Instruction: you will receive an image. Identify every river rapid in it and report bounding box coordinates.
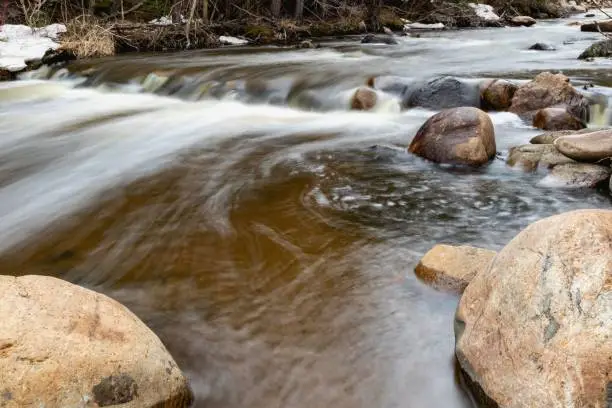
[1,11,612,408]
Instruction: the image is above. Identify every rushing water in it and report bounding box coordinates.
[2,10,612,408]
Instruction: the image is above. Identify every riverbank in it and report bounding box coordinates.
[2,0,609,80]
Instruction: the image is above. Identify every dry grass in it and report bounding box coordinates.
[59,17,116,58]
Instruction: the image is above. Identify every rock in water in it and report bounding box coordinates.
[532,107,586,131]
[579,39,612,59]
[480,79,518,111]
[415,244,497,293]
[530,128,602,144]
[506,144,575,171]
[554,129,612,162]
[509,16,537,26]
[0,275,193,408]
[509,72,589,122]
[580,19,612,32]
[404,76,481,110]
[360,34,398,45]
[455,209,612,408]
[350,86,378,111]
[408,107,496,166]
[539,163,611,187]
[528,42,556,51]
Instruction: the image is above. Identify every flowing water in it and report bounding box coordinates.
[2,11,612,408]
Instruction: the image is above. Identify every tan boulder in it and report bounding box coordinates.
[350,86,378,111]
[539,162,611,187]
[554,129,612,162]
[509,16,537,26]
[532,107,586,131]
[408,107,496,166]
[506,144,575,171]
[480,79,518,111]
[509,72,589,122]
[455,209,612,408]
[0,275,192,408]
[529,128,603,144]
[580,19,612,32]
[415,244,497,293]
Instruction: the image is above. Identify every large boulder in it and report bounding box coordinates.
[480,79,518,111]
[506,144,575,171]
[415,244,497,294]
[509,72,589,122]
[532,107,586,131]
[580,19,612,32]
[539,163,611,187]
[408,107,496,166]
[455,209,612,408]
[578,39,612,59]
[508,16,537,26]
[0,275,193,408]
[403,76,481,110]
[554,129,612,162]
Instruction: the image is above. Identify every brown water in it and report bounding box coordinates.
[2,12,612,408]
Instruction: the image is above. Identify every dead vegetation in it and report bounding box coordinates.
[59,17,116,57]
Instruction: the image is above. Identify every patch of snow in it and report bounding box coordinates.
[468,3,500,22]
[0,24,65,72]
[219,36,249,46]
[149,16,173,26]
[404,22,445,30]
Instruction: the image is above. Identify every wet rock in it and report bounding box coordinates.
[296,39,317,49]
[528,42,556,51]
[540,162,611,187]
[415,244,497,294]
[580,19,612,31]
[350,86,377,111]
[41,48,77,66]
[480,79,518,111]
[0,275,193,408]
[509,72,589,122]
[360,34,398,45]
[530,128,601,144]
[585,13,596,17]
[554,129,612,162]
[578,39,612,59]
[408,107,496,166]
[532,107,586,131]
[455,209,612,408]
[509,16,537,27]
[404,76,481,110]
[507,144,575,171]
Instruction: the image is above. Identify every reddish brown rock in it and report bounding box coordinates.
[480,79,518,111]
[509,16,537,26]
[350,86,378,111]
[408,107,496,166]
[509,72,589,122]
[455,209,612,408]
[532,107,586,131]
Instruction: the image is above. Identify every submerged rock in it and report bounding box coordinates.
[540,162,611,187]
[528,42,556,51]
[507,144,575,171]
[532,107,586,131]
[480,79,518,111]
[554,129,612,162]
[415,244,497,294]
[455,209,612,408]
[580,19,612,32]
[0,275,193,408]
[509,72,589,122]
[404,76,481,110]
[361,34,398,45]
[578,39,612,59]
[408,107,496,166]
[509,16,537,27]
